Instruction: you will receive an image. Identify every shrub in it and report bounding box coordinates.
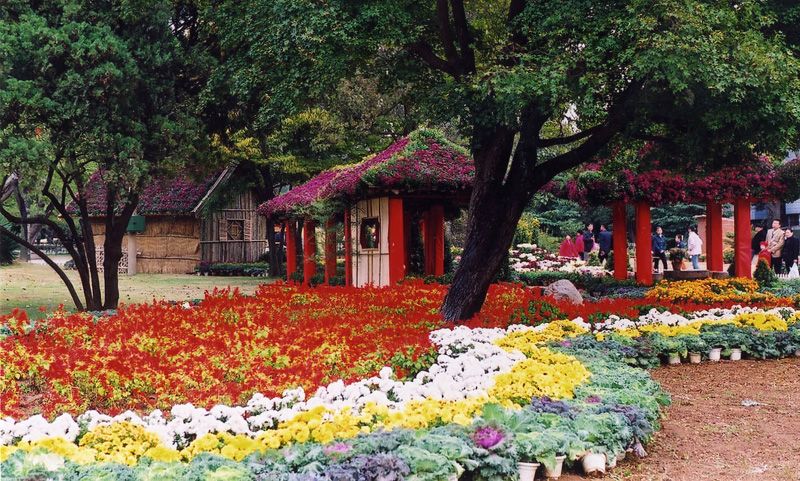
[754,259,777,287]
[515,213,541,245]
[0,220,19,265]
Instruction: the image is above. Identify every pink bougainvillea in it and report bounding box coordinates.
[75,171,220,215]
[259,131,474,218]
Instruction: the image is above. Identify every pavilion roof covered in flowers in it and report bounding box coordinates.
[258,129,474,219]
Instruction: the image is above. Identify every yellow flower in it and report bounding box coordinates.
[78,422,159,466]
[496,320,588,354]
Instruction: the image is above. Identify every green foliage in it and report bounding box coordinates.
[0,219,19,265]
[650,204,705,237]
[754,259,778,287]
[196,262,270,277]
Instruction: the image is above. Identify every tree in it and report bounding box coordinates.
[0,1,207,310]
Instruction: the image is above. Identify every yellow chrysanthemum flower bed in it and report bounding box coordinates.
[646,278,774,303]
[495,319,587,352]
[613,312,793,338]
[78,421,161,466]
[489,346,591,404]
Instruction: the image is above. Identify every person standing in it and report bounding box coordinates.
[559,235,578,258]
[583,224,595,259]
[751,225,767,259]
[652,226,668,272]
[766,219,785,274]
[574,229,585,260]
[782,228,799,274]
[687,226,703,270]
[597,224,612,263]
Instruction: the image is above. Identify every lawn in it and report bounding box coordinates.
[0,261,274,316]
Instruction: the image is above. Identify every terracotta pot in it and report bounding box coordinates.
[729,348,742,361]
[708,348,722,362]
[582,453,606,477]
[543,455,567,479]
[518,462,540,481]
[668,352,681,365]
[671,260,683,271]
[688,352,702,364]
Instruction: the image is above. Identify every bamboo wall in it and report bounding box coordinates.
[200,189,268,263]
[91,217,200,274]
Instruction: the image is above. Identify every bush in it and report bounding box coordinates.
[0,220,20,265]
[754,259,777,287]
[196,262,270,277]
[515,213,541,245]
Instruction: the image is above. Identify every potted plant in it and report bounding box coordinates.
[668,247,687,271]
[700,328,728,362]
[516,429,584,480]
[679,335,707,364]
[651,334,685,365]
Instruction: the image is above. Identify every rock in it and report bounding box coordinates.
[543,279,583,305]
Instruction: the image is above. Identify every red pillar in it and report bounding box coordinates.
[734,198,752,279]
[344,208,353,286]
[285,219,297,281]
[324,219,337,284]
[635,201,653,285]
[388,198,406,284]
[429,205,445,276]
[612,201,628,281]
[302,219,317,285]
[706,202,724,272]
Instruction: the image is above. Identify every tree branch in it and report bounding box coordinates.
[407,41,459,76]
[449,0,475,74]
[538,125,603,147]
[0,225,84,311]
[436,0,460,67]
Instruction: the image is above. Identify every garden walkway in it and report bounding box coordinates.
[564,357,800,481]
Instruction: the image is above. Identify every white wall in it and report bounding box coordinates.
[349,197,390,287]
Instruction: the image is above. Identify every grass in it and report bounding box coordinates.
[0,261,275,318]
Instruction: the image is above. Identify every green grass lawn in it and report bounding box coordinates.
[0,261,275,317]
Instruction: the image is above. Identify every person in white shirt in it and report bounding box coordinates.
[687,225,703,270]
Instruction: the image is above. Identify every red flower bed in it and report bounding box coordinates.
[0,281,533,418]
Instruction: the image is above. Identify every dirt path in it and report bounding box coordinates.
[563,358,800,481]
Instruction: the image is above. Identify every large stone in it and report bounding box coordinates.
[543,279,583,305]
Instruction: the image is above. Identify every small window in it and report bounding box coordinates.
[360,218,380,249]
[227,220,244,241]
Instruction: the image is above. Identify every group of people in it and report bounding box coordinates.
[558,219,800,275]
[558,223,613,261]
[753,219,800,275]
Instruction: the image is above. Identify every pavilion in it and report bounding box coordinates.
[259,129,473,286]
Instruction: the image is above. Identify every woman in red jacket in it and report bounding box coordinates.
[559,234,578,258]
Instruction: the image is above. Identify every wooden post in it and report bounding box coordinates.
[324,219,337,284]
[388,198,406,284]
[285,219,297,281]
[303,219,317,285]
[429,205,445,276]
[706,202,724,272]
[635,201,653,285]
[734,198,752,278]
[344,208,353,286]
[612,201,627,280]
[127,234,137,276]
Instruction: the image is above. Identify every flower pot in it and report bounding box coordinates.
[671,260,683,271]
[581,453,606,477]
[688,352,702,364]
[667,352,681,365]
[729,348,742,361]
[708,347,722,362]
[518,462,540,481]
[795,349,800,357]
[543,455,567,479]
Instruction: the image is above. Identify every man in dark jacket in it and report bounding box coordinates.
[583,223,595,258]
[652,226,668,272]
[751,225,767,258]
[597,224,613,263]
[782,228,799,274]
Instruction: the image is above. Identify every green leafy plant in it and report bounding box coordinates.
[754,258,778,287]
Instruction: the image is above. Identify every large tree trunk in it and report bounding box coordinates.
[441,179,528,321]
[13,188,29,261]
[441,126,531,321]
[101,188,138,310]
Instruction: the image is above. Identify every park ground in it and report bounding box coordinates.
[3,265,799,480]
[0,261,272,317]
[564,358,800,481]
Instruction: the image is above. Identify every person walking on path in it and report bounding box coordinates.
[583,224,595,259]
[597,225,612,263]
[751,225,767,259]
[574,230,585,260]
[559,235,578,258]
[766,219,785,274]
[782,228,799,274]
[687,226,703,270]
[652,226,668,272]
